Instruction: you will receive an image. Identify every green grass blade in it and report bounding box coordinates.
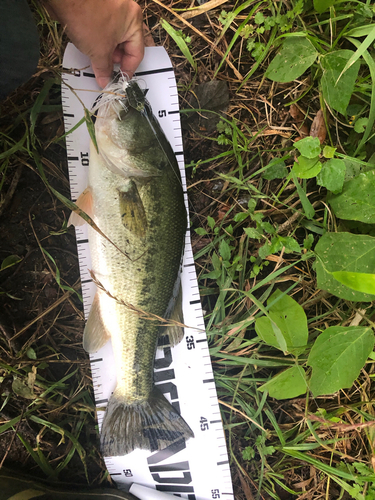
[161,20,197,71]
[336,25,375,84]
[348,37,375,155]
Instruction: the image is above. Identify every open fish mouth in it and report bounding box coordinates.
[92,73,148,119]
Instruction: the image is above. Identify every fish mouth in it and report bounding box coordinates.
[92,73,148,120]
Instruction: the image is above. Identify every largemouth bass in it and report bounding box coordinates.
[70,78,193,456]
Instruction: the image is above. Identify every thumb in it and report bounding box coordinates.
[91,53,114,89]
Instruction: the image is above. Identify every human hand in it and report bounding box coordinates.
[46,0,146,88]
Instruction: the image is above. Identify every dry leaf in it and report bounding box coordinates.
[310,109,327,144]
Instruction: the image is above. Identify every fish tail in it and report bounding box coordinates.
[100,387,194,456]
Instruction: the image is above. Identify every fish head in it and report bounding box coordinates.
[93,78,166,179]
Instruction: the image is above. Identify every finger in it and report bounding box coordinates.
[143,23,155,47]
[119,32,145,78]
[91,52,114,88]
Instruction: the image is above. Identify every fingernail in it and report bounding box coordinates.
[97,76,110,89]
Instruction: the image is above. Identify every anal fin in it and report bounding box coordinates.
[83,291,111,353]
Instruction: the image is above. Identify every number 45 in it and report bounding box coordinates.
[200,416,209,431]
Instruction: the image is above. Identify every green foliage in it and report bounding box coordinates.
[315,232,375,301]
[1,254,22,271]
[329,171,375,223]
[258,366,307,399]
[321,50,361,115]
[293,155,322,179]
[265,37,318,83]
[161,19,197,71]
[255,290,308,354]
[307,326,374,396]
[262,158,288,180]
[294,137,321,159]
[316,158,346,193]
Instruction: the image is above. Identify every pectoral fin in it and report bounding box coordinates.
[158,283,184,348]
[119,180,147,238]
[83,291,111,353]
[68,187,93,227]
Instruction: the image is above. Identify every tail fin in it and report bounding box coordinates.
[100,387,194,456]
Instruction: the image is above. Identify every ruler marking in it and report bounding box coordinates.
[135,66,174,76]
[95,398,109,404]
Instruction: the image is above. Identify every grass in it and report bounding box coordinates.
[1,0,375,498]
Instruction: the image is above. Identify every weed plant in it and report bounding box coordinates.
[1,0,375,499]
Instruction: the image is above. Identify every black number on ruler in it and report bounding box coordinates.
[200,416,209,431]
[186,335,195,350]
[123,469,133,477]
[211,489,220,499]
[80,152,89,166]
[158,110,166,118]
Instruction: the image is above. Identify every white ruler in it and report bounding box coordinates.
[61,44,233,500]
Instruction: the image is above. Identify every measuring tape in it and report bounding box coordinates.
[61,44,233,500]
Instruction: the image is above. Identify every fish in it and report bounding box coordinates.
[70,77,194,456]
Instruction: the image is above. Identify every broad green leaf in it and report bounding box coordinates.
[219,239,231,261]
[207,216,216,229]
[258,366,307,399]
[255,289,308,354]
[331,271,375,295]
[329,171,375,223]
[307,326,374,396]
[343,158,374,181]
[294,137,321,159]
[315,232,375,301]
[314,0,336,13]
[263,159,288,180]
[321,50,361,115]
[293,155,322,179]
[316,158,346,194]
[265,37,318,83]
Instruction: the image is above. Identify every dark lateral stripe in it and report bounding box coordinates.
[196,339,207,343]
[190,299,201,305]
[83,72,95,78]
[65,113,74,117]
[67,156,79,161]
[168,110,179,115]
[81,279,93,284]
[135,67,173,77]
[96,398,108,404]
[203,378,215,384]
[77,239,89,245]
[217,460,229,466]
[91,358,103,363]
